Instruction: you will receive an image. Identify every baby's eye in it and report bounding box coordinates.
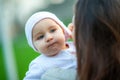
[37,35,44,40]
[50,29,56,33]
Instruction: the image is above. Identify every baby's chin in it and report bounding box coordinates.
[44,47,62,57]
[44,52,59,57]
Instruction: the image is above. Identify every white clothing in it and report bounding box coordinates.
[23,42,76,80]
[41,67,76,80]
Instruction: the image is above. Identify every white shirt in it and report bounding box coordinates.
[23,42,76,80]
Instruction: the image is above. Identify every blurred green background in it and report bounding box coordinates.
[0,0,76,80]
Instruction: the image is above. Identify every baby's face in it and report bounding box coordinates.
[32,18,67,56]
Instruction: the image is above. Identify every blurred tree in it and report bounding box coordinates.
[0,0,19,80]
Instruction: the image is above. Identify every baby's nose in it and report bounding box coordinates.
[46,34,53,42]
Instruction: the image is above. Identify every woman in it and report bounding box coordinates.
[75,0,120,80]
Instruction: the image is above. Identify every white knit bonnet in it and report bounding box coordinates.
[25,11,71,52]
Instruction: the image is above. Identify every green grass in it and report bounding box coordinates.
[13,34,39,80]
[0,44,7,80]
[0,34,39,80]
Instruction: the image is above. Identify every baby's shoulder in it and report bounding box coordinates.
[29,55,46,65]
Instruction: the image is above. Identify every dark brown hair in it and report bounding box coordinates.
[75,0,120,80]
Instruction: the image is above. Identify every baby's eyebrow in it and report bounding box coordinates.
[33,31,43,38]
[48,25,56,29]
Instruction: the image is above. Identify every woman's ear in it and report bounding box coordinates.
[68,23,74,39]
[68,23,74,32]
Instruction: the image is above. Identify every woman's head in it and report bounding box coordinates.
[74,0,120,79]
[25,11,71,53]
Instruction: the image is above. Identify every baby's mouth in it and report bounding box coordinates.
[47,42,56,48]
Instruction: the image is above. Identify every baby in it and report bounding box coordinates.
[24,11,76,80]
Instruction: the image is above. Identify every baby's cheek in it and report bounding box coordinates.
[41,44,50,54]
[34,42,43,51]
